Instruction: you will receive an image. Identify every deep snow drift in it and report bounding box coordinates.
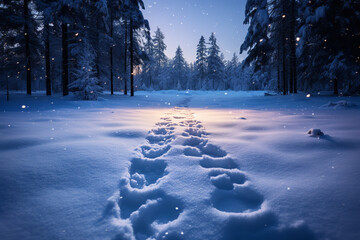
[0,91,359,240]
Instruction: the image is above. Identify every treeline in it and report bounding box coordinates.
[0,0,149,100]
[138,29,257,91]
[240,0,360,95]
[1,0,359,98]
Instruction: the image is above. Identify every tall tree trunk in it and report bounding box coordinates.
[62,23,69,96]
[277,41,281,92]
[281,1,287,95]
[6,72,9,101]
[334,78,339,95]
[96,20,101,80]
[24,0,31,95]
[130,19,134,97]
[45,22,51,96]
[110,9,114,95]
[124,20,128,95]
[289,0,297,94]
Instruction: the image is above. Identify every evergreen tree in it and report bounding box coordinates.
[171,46,187,89]
[241,0,272,72]
[207,33,224,90]
[297,0,360,95]
[69,39,102,100]
[153,27,167,79]
[195,36,207,89]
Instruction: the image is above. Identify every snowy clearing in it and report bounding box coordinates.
[1,91,360,240]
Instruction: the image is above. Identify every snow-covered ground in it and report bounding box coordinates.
[0,91,359,240]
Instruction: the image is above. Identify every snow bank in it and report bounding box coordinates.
[321,100,358,109]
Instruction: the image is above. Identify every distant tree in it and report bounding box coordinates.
[171,46,187,89]
[195,36,207,89]
[225,53,239,90]
[142,34,155,88]
[153,28,167,80]
[207,33,224,89]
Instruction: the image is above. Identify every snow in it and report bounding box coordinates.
[307,128,325,138]
[321,100,357,109]
[1,91,360,240]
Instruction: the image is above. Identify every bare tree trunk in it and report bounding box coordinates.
[334,78,339,95]
[281,1,287,95]
[110,8,114,95]
[6,73,9,101]
[45,22,51,96]
[289,0,297,94]
[24,0,31,95]
[96,20,101,80]
[130,19,134,97]
[277,41,281,92]
[124,20,128,95]
[62,23,69,96]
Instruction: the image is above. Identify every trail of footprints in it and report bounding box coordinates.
[109,107,264,240]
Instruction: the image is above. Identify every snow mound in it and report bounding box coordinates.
[307,128,324,137]
[321,100,357,109]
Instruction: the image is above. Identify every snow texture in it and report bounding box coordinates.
[1,91,360,240]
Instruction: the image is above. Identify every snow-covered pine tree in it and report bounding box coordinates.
[297,0,360,95]
[241,0,272,90]
[195,36,207,89]
[171,46,187,90]
[207,33,224,90]
[69,39,102,100]
[0,0,42,94]
[225,53,239,90]
[141,34,155,89]
[152,27,167,85]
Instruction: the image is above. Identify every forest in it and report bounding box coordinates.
[0,0,359,100]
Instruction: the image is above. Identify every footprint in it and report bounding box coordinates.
[184,147,202,157]
[130,196,183,238]
[209,169,246,190]
[199,143,227,158]
[141,145,171,159]
[183,136,207,147]
[146,134,174,145]
[185,128,208,137]
[129,157,167,185]
[211,185,263,213]
[200,156,238,169]
[151,127,170,135]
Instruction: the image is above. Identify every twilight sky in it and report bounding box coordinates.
[143,0,248,63]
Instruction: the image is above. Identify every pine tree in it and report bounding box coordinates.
[69,39,102,100]
[195,36,207,89]
[153,27,167,79]
[297,0,360,94]
[171,46,187,89]
[241,0,272,71]
[207,33,224,90]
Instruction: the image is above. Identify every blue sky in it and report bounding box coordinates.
[143,0,248,63]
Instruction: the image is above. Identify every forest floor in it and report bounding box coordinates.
[0,91,360,240]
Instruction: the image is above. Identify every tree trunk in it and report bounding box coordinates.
[62,23,69,96]
[124,20,128,95]
[281,1,287,95]
[6,73,9,101]
[96,20,101,80]
[334,78,339,95]
[24,0,31,95]
[110,8,114,95]
[45,22,51,96]
[277,41,281,92]
[289,0,297,94]
[130,19,134,97]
